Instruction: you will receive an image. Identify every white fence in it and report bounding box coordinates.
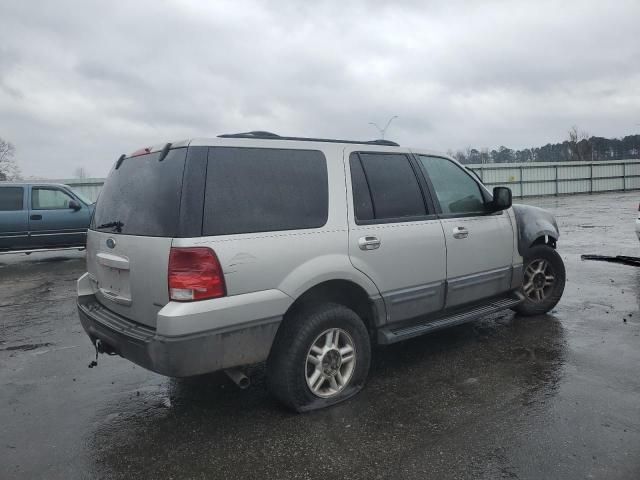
[53,178,104,203]
[58,159,640,202]
[466,159,640,197]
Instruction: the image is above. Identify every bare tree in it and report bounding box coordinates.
[0,137,21,181]
[567,125,592,162]
[74,166,90,179]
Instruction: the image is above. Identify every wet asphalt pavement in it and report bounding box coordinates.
[1,191,639,479]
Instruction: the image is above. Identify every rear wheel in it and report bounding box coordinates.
[266,303,371,412]
[514,244,565,316]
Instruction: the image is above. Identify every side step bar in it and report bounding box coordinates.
[378,292,524,345]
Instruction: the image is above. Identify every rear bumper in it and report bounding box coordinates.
[77,295,281,377]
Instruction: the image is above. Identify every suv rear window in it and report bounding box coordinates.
[203,147,328,236]
[91,148,187,236]
[0,187,23,211]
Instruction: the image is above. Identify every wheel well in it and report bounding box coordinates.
[284,280,377,335]
[531,235,557,249]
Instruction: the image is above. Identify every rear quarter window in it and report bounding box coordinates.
[203,147,328,236]
[0,187,24,211]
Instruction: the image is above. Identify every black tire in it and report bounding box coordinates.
[514,244,566,316]
[266,303,371,412]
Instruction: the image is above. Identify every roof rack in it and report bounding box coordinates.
[218,131,400,147]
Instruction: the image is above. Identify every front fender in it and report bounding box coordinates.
[512,204,560,257]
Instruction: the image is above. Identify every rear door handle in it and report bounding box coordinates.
[358,236,381,250]
[30,214,42,221]
[452,226,468,239]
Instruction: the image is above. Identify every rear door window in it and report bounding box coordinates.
[203,147,328,236]
[91,148,187,236]
[0,187,24,211]
[350,152,427,223]
[31,187,74,210]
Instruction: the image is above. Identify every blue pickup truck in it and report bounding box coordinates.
[0,183,94,252]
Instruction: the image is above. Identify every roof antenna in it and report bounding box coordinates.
[368,115,398,140]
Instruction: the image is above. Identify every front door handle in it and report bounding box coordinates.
[452,226,468,239]
[358,236,381,250]
[30,214,42,221]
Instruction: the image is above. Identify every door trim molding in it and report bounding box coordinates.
[382,281,446,324]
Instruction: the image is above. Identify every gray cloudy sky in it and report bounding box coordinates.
[1,0,639,178]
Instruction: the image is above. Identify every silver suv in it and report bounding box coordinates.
[77,132,565,411]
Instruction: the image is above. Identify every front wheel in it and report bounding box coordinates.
[513,244,566,316]
[266,303,371,412]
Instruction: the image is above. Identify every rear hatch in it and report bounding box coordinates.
[87,147,188,327]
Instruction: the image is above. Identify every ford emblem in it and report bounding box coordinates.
[106,238,116,249]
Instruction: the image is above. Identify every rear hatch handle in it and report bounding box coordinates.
[96,252,130,270]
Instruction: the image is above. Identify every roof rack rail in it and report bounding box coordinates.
[218,131,281,139]
[217,131,399,147]
[367,139,400,146]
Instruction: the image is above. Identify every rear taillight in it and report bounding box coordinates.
[168,247,226,301]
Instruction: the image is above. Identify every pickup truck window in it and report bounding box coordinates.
[418,155,486,215]
[0,187,24,211]
[32,187,75,210]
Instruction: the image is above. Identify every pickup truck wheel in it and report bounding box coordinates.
[266,303,371,412]
[514,244,565,316]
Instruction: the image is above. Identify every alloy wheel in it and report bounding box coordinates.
[523,259,555,302]
[305,328,357,398]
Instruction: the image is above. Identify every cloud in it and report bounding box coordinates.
[1,0,639,177]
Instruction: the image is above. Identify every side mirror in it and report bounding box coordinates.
[491,186,512,211]
[68,200,81,211]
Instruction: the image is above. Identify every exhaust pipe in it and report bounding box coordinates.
[225,368,250,389]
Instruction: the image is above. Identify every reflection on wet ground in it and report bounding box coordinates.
[1,192,639,479]
[89,314,566,479]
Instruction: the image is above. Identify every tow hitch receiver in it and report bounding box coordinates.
[88,339,118,368]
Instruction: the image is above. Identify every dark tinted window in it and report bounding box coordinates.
[356,153,426,221]
[419,155,486,214]
[0,187,23,211]
[349,155,374,221]
[92,148,187,236]
[203,147,328,236]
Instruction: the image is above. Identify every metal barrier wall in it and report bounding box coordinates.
[467,159,640,197]
[57,159,640,202]
[56,178,105,203]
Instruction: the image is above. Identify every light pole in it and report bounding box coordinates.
[369,115,398,140]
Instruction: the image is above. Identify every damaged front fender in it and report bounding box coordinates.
[512,204,560,257]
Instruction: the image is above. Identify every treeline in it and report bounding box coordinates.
[451,134,640,165]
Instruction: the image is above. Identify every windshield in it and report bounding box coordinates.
[91,148,187,236]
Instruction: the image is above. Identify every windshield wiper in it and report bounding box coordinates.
[96,221,124,232]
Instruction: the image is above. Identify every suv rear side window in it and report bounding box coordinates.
[418,155,486,215]
[92,148,187,236]
[0,187,23,211]
[350,152,427,223]
[203,147,328,236]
